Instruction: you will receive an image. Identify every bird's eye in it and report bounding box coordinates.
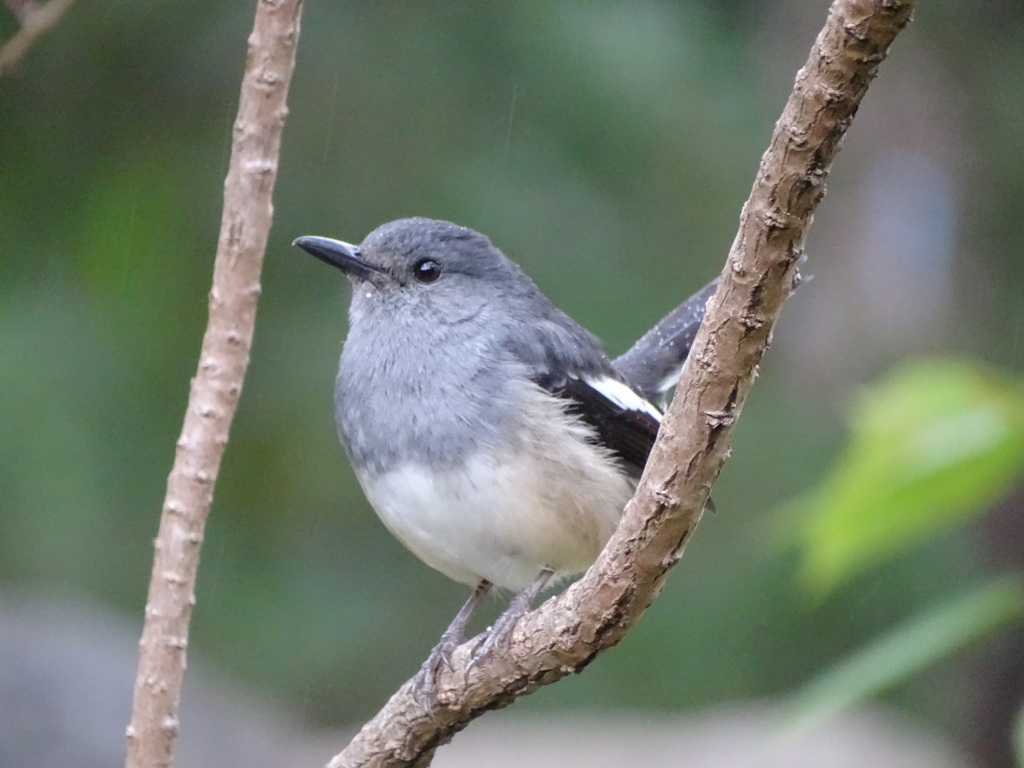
[412,258,442,283]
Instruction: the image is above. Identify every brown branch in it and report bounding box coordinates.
[326,1,916,766]
[0,0,77,77]
[5,0,40,23]
[123,2,303,768]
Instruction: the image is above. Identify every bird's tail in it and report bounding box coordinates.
[613,279,718,408]
[615,258,807,409]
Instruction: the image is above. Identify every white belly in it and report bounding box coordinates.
[359,439,634,591]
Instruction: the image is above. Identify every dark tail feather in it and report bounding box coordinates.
[614,257,807,409]
[613,279,718,408]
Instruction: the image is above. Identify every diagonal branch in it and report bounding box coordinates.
[327,1,917,766]
[124,2,304,768]
[0,0,77,77]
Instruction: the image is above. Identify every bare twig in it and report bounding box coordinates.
[0,0,77,77]
[5,0,40,23]
[327,1,916,766]
[124,2,303,768]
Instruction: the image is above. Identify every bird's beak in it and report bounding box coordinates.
[292,236,390,287]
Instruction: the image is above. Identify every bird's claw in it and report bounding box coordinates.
[411,633,459,708]
[466,608,521,675]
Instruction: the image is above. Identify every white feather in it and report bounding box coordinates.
[358,380,634,591]
[583,375,663,421]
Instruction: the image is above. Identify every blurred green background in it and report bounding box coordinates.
[2,1,1023,766]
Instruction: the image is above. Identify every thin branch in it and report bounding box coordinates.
[124,2,303,768]
[327,1,916,766]
[0,0,77,77]
[5,0,40,23]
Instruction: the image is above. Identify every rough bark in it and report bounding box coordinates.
[124,2,303,767]
[327,1,917,766]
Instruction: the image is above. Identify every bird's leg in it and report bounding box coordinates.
[412,579,492,705]
[471,567,555,666]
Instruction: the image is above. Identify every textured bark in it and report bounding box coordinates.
[327,1,916,766]
[124,2,303,767]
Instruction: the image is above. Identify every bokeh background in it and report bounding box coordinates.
[2,1,1023,766]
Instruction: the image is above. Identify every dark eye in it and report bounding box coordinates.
[412,258,442,283]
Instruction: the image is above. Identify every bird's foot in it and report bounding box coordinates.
[468,567,555,672]
[468,600,528,670]
[410,579,493,708]
[411,629,461,708]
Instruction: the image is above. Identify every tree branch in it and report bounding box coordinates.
[327,1,916,766]
[124,2,303,768]
[0,0,77,77]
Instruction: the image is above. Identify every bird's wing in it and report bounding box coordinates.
[543,372,662,481]
[507,316,662,481]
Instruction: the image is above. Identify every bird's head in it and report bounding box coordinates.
[294,217,536,326]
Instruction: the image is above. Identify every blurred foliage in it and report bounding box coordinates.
[788,577,1024,734]
[781,359,1024,756]
[2,3,1023,762]
[784,359,1024,595]
[1015,704,1024,768]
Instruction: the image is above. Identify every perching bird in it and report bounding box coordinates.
[293,217,720,697]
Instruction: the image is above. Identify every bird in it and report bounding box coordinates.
[293,217,720,699]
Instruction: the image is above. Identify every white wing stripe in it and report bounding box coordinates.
[583,375,663,421]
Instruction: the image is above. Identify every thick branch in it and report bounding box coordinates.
[328,1,916,766]
[0,0,77,77]
[124,2,303,768]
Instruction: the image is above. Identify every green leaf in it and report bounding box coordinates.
[786,577,1024,734]
[783,359,1024,594]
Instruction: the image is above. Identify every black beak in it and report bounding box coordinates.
[292,236,390,286]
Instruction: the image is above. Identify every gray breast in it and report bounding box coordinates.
[334,319,526,475]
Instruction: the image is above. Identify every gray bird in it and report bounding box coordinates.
[293,217,718,698]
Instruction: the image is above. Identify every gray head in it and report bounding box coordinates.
[293,218,543,326]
